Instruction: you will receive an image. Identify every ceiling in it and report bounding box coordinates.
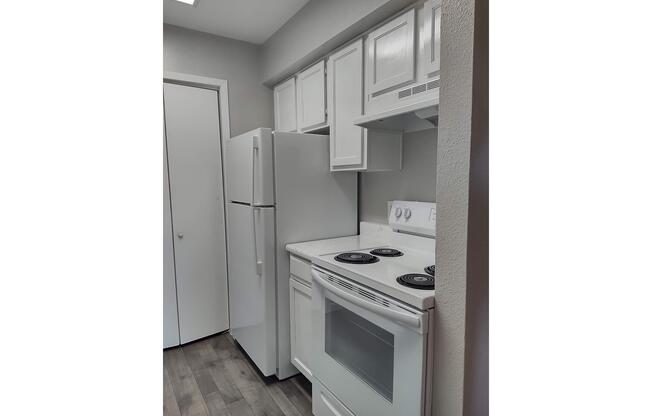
[163,0,311,44]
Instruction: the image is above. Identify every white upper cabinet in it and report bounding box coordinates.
[421,0,442,78]
[274,77,297,132]
[297,60,327,132]
[328,39,365,169]
[328,39,402,172]
[366,8,416,96]
[364,4,439,121]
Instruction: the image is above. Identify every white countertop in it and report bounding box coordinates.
[285,234,387,261]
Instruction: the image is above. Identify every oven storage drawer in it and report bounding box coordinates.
[313,379,355,416]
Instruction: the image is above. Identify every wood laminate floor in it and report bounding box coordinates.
[164,332,312,416]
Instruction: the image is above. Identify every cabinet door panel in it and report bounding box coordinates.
[422,0,442,77]
[328,39,365,169]
[290,277,313,380]
[367,9,416,95]
[274,78,297,132]
[297,60,326,131]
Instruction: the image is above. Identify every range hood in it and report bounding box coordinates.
[354,96,439,132]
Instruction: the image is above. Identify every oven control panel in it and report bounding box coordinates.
[388,200,436,237]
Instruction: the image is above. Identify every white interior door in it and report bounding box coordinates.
[328,39,365,169]
[163,135,180,348]
[163,82,229,344]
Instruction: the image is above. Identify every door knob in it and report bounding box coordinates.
[177,233,184,239]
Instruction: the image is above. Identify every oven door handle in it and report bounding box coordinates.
[312,270,421,329]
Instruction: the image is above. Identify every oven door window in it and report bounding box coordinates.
[325,298,395,402]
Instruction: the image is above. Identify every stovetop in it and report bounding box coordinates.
[313,242,436,310]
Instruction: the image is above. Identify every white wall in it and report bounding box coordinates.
[163,24,273,137]
[359,129,437,223]
[260,0,415,86]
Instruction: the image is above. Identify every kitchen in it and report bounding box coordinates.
[8,1,652,415]
[163,0,480,415]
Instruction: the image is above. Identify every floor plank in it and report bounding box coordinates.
[164,333,312,416]
[164,367,182,416]
[277,379,312,416]
[266,384,303,416]
[209,359,246,406]
[226,399,256,416]
[165,347,210,416]
[240,385,285,416]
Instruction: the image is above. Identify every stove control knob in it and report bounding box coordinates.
[394,207,403,218]
[404,208,412,220]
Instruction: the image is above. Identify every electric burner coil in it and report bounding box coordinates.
[370,248,404,257]
[396,273,434,290]
[334,252,379,264]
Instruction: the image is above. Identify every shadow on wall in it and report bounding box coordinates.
[359,128,438,223]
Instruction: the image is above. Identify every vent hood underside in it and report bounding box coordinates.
[353,97,439,133]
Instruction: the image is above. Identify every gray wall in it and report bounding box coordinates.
[164,24,273,137]
[359,129,437,223]
[433,0,488,414]
[260,0,415,86]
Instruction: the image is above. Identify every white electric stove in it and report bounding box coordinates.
[308,201,437,416]
[311,234,435,310]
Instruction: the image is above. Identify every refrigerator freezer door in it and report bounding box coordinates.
[226,128,275,205]
[226,202,277,376]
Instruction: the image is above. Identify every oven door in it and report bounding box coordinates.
[311,267,428,416]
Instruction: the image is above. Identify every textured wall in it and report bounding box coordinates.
[463,0,488,412]
[359,129,437,223]
[433,0,488,414]
[163,24,273,137]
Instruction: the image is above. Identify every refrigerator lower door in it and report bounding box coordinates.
[225,128,275,205]
[226,202,277,376]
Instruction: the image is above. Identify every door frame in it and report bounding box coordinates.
[163,72,232,339]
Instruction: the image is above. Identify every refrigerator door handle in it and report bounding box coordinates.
[251,136,263,275]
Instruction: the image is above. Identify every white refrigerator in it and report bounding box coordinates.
[225,128,358,379]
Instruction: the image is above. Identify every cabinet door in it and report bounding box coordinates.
[289,277,313,380]
[422,0,442,77]
[274,78,297,132]
[297,60,327,132]
[366,8,416,95]
[328,39,365,170]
